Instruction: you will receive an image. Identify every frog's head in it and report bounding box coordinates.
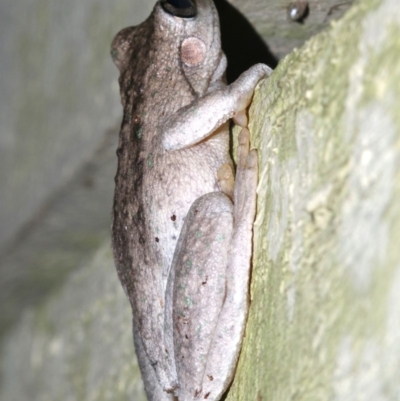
[111,0,225,96]
[156,0,224,95]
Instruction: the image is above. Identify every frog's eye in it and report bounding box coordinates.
[161,0,197,18]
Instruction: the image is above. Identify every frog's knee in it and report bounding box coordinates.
[189,191,233,218]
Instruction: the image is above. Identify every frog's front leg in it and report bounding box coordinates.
[165,128,257,401]
[162,64,272,151]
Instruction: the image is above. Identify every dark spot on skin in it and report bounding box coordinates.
[172,235,176,240]
[177,316,189,324]
[202,276,208,285]
[204,392,210,399]
[194,389,201,397]
[194,209,199,214]
[207,375,214,381]
[171,214,177,221]
[155,237,159,242]
[185,334,189,339]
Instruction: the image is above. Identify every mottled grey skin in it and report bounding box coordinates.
[111,1,272,400]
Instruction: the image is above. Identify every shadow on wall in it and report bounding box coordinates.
[214,0,278,83]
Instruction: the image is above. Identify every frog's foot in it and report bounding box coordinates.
[233,127,258,224]
[231,64,272,129]
[196,127,258,401]
[217,163,235,201]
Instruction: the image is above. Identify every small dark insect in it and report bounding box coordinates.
[287,1,309,22]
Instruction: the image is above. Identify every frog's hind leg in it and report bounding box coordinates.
[133,323,176,401]
[199,127,258,401]
[167,192,234,401]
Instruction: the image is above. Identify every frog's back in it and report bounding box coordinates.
[111,0,229,390]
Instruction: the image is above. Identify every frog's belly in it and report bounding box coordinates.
[147,172,217,270]
[143,147,229,284]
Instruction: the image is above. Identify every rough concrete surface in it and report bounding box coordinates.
[0,242,146,401]
[229,0,400,399]
[0,0,153,251]
[228,0,353,57]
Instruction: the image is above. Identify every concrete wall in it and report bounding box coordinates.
[0,0,152,251]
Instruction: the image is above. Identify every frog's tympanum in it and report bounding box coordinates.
[111,0,272,399]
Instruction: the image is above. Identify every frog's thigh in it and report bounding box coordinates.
[171,192,233,400]
[133,323,175,401]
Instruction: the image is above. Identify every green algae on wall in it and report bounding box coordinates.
[228,0,400,399]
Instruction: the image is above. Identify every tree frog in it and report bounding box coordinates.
[111,0,272,400]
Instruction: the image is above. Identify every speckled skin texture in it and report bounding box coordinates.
[111,1,271,400]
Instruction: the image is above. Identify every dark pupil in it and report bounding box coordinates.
[161,0,197,18]
[168,0,192,7]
